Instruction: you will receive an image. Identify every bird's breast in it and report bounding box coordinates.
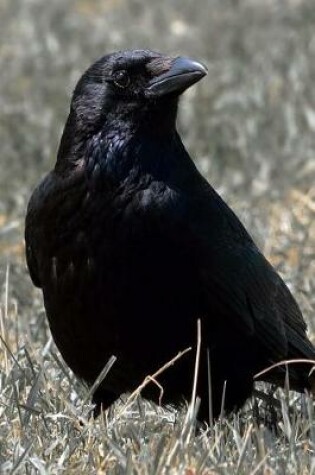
[41,179,198,342]
[39,183,199,385]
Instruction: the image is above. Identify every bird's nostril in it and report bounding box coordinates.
[146,56,173,77]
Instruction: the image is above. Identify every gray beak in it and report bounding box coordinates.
[146,56,208,97]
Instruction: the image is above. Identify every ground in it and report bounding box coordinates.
[0,0,314,472]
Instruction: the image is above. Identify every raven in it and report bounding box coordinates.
[25,50,315,421]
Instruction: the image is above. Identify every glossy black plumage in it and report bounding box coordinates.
[25,50,315,421]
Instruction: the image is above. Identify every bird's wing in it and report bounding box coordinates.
[25,194,42,288]
[199,241,310,358]
[24,172,57,289]
[171,183,312,361]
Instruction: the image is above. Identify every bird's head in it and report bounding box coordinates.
[56,50,207,174]
[70,49,207,136]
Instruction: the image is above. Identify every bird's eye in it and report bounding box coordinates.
[112,70,130,89]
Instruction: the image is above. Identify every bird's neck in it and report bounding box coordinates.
[55,94,181,173]
[93,125,180,184]
[55,104,182,181]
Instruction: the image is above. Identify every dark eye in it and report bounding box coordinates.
[112,70,130,89]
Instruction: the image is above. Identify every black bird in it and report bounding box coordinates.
[25,50,315,421]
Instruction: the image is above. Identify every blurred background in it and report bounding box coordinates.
[0,0,314,328]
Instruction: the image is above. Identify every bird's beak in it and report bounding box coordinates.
[145,56,208,98]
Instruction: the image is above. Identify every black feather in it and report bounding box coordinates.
[25,50,315,421]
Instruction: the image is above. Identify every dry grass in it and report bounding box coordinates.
[0,0,315,472]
